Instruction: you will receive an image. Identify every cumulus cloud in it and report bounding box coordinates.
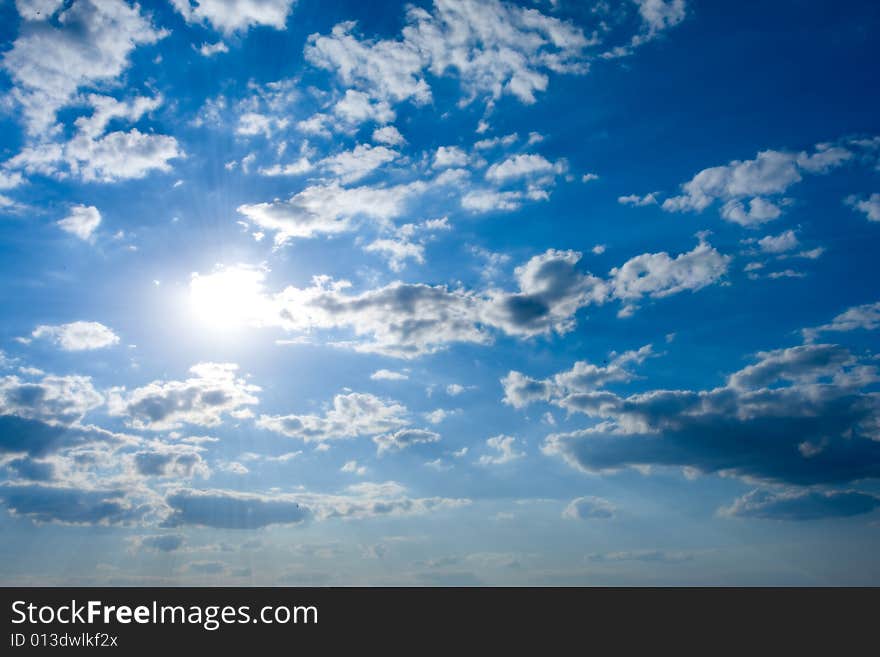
[478,435,524,465]
[0,483,148,525]
[0,373,103,424]
[131,533,185,552]
[540,342,880,487]
[31,321,119,351]
[372,125,406,146]
[162,488,310,529]
[237,180,425,246]
[658,142,857,226]
[502,344,653,408]
[374,428,441,455]
[257,392,407,442]
[608,238,730,301]
[757,230,799,254]
[845,193,880,222]
[3,0,166,135]
[170,0,296,34]
[803,301,880,341]
[562,496,616,520]
[304,0,591,109]
[319,143,398,183]
[720,488,880,521]
[192,240,727,358]
[131,443,210,480]
[108,363,260,431]
[57,205,101,241]
[370,369,409,381]
[162,482,470,528]
[5,95,182,182]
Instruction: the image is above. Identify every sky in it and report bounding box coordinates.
[0,0,879,586]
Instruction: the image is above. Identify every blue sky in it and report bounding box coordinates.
[0,0,879,585]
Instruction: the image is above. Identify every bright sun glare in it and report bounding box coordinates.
[189,265,269,331]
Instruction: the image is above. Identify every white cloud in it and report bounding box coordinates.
[478,434,524,465]
[845,193,880,222]
[304,0,591,108]
[370,369,409,381]
[237,180,425,246]
[372,125,406,146]
[618,193,658,207]
[332,89,395,127]
[659,142,856,225]
[31,321,119,351]
[341,460,366,476]
[57,205,101,241]
[608,238,729,301]
[108,363,260,431]
[320,144,398,183]
[3,0,167,135]
[562,496,615,520]
[803,301,880,342]
[758,230,799,254]
[257,392,407,442]
[635,0,687,36]
[374,428,441,455]
[433,146,469,169]
[198,41,230,57]
[486,154,557,182]
[170,0,296,34]
[0,372,103,424]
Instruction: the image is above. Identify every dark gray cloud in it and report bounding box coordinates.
[0,415,126,457]
[162,488,311,529]
[540,344,880,486]
[720,488,880,520]
[0,483,148,525]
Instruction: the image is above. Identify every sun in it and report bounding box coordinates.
[189,264,271,331]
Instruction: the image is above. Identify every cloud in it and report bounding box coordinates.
[433,146,469,169]
[562,496,616,520]
[370,369,409,381]
[372,125,406,146]
[257,392,407,442]
[485,153,559,182]
[0,416,126,458]
[237,180,425,246]
[200,240,726,357]
[0,373,103,424]
[720,488,880,520]
[198,41,229,57]
[478,435,524,465]
[107,363,260,431]
[131,443,210,480]
[57,205,101,241]
[0,483,148,525]
[170,0,296,34]
[757,230,799,254]
[319,143,398,183]
[3,0,166,135]
[162,483,470,527]
[541,343,880,487]
[845,193,880,222]
[374,428,441,455]
[618,193,658,207]
[586,549,693,563]
[131,534,185,553]
[31,321,119,351]
[162,488,310,529]
[502,344,653,408]
[608,238,730,301]
[658,142,856,225]
[803,301,880,341]
[304,0,591,108]
[634,0,687,37]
